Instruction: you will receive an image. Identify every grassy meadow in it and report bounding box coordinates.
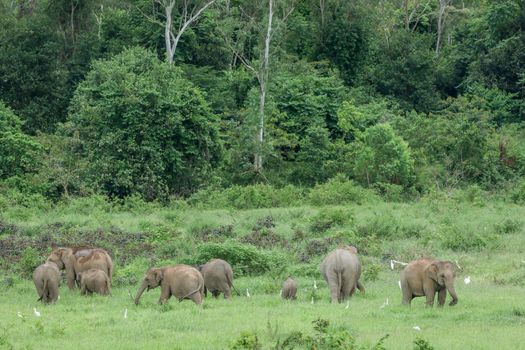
[1,194,525,349]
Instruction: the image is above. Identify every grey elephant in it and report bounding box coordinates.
[320,246,362,303]
[281,277,298,300]
[134,265,204,305]
[400,258,458,307]
[77,269,111,296]
[47,247,113,290]
[33,261,60,303]
[197,259,239,299]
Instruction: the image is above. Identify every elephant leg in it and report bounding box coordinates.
[341,279,355,301]
[80,284,87,295]
[424,288,436,307]
[326,271,341,304]
[159,285,170,304]
[437,289,446,307]
[401,279,412,305]
[356,281,365,294]
[203,286,208,298]
[223,285,232,299]
[191,291,203,306]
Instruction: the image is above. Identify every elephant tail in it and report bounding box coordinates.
[38,279,47,301]
[225,270,241,296]
[337,271,343,297]
[178,278,204,303]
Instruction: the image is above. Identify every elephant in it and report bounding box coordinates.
[33,261,60,303]
[400,258,458,307]
[320,247,362,303]
[134,265,204,306]
[197,259,240,299]
[77,269,111,296]
[47,247,113,290]
[281,277,298,300]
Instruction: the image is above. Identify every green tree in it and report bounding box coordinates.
[0,101,42,179]
[66,47,222,200]
[353,123,415,188]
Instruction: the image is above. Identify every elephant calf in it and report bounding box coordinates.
[282,277,298,300]
[135,265,204,305]
[77,269,111,296]
[33,262,60,303]
[400,258,458,307]
[198,259,239,299]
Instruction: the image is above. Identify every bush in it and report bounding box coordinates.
[310,208,352,234]
[114,257,150,286]
[308,174,379,205]
[188,184,304,209]
[494,218,523,235]
[230,331,261,350]
[66,47,222,200]
[362,263,381,282]
[196,242,282,275]
[511,179,525,204]
[18,247,41,278]
[439,225,498,251]
[413,337,435,350]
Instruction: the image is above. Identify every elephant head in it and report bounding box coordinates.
[47,247,76,289]
[426,260,458,306]
[134,268,163,305]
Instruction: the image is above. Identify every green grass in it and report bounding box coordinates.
[1,274,524,349]
[1,197,525,349]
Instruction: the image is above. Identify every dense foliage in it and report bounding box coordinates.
[0,0,524,201]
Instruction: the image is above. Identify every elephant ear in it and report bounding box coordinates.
[154,269,164,284]
[426,263,439,283]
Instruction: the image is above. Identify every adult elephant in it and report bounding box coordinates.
[320,246,362,304]
[197,259,240,299]
[47,247,113,290]
[134,265,204,305]
[400,258,458,307]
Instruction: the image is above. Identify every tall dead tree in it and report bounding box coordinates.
[154,0,216,64]
[219,0,294,173]
[436,0,452,55]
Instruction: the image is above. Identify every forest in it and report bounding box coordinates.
[0,0,524,203]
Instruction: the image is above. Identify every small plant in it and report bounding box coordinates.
[310,209,352,234]
[230,331,262,350]
[413,337,435,350]
[362,263,381,282]
[494,218,523,235]
[18,247,41,278]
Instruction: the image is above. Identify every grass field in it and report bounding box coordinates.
[1,197,525,349]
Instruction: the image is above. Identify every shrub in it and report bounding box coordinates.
[511,179,525,204]
[188,184,304,209]
[310,208,352,234]
[192,225,234,242]
[230,331,261,350]
[308,174,378,206]
[18,247,41,278]
[413,337,435,350]
[439,225,498,251]
[362,263,381,282]
[114,257,150,286]
[196,242,281,275]
[494,218,523,235]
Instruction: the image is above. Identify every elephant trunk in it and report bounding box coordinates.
[134,281,148,305]
[445,280,458,306]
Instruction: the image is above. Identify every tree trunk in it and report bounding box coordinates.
[436,0,448,55]
[254,0,273,173]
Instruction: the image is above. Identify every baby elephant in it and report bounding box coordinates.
[134,265,204,305]
[281,277,298,300]
[400,258,458,307]
[33,261,60,303]
[198,259,240,299]
[77,269,111,296]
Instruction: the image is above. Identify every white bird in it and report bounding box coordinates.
[391,260,408,268]
[311,297,314,304]
[124,309,128,319]
[413,326,421,331]
[345,301,350,309]
[17,311,23,319]
[455,260,461,269]
[379,298,389,309]
[390,260,395,270]
[398,280,402,289]
[279,289,282,297]
[33,308,41,317]
[246,289,251,298]
[464,276,471,285]
[313,280,317,289]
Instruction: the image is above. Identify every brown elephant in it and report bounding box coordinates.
[197,259,239,299]
[33,261,60,303]
[77,269,111,296]
[281,277,298,300]
[134,265,204,305]
[320,247,362,303]
[400,258,458,307]
[47,247,113,290]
